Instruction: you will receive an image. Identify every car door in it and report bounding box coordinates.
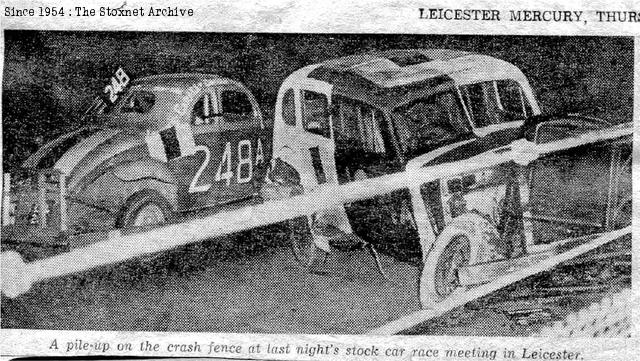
[330,95,418,258]
[293,80,353,236]
[211,84,268,204]
[180,84,267,210]
[180,87,223,210]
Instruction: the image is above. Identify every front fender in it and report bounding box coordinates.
[260,155,303,201]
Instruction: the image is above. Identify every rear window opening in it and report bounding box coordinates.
[109,91,156,114]
[386,53,432,67]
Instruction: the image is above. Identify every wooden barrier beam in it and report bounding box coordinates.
[0,124,632,298]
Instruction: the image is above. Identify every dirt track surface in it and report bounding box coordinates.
[1,241,421,334]
[1,231,630,335]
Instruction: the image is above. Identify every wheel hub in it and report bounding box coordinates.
[134,203,166,227]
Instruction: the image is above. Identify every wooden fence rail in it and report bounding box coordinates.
[0,123,632,298]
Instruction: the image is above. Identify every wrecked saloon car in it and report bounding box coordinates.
[262,49,631,307]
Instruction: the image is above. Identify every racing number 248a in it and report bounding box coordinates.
[188,139,265,193]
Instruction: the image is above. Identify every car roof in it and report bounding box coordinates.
[281,49,530,109]
[307,49,524,88]
[132,73,240,91]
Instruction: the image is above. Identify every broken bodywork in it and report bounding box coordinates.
[263,49,631,306]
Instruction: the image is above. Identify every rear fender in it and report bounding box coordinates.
[111,158,176,184]
[76,172,178,215]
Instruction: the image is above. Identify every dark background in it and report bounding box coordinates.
[1,32,633,335]
[2,32,634,171]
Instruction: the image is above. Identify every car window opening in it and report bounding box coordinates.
[302,90,331,138]
[460,79,530,128]
[221,90,253,121]
[392,91,470,159]
[117,91,156,114]
[332,96,386,155]
[282,89,296,126]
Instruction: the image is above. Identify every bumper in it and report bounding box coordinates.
[2,170,68,245]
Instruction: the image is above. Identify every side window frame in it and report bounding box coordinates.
[495,79,529,117]
[216,84,260,125]
[392,91,471,158]
[300,89,332,139]
[331,95,398,160]
[460,79,532,130]
[191,90,218,126]
[281,88,296,126]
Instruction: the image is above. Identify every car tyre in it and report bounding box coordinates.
[419,213,499,309]
[116,189,174,229]
[420,234,471,308]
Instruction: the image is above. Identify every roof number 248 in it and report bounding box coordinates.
[104,68,130,103]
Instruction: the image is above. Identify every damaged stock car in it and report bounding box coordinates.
[261,49,631,307]
[2,71,271,251]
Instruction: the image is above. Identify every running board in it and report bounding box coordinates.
[458,251,554,287]
[457,231,624,287]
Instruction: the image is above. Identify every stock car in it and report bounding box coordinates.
[2,73,271,248]
[261,49,632,307]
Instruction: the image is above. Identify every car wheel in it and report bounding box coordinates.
[116,190,174,229]
[420,234,471,308]
[419,213,500,308]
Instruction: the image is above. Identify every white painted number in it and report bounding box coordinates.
[188,145,211,193]
[115,68,130,87]
[255,138,264,165]
[214,142,234,186]
[237,140,253,184]
[104,67,130,103]
[189,139,265,192]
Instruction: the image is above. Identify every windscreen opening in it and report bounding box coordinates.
[392,91,471,159]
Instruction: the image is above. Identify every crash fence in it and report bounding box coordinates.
[0,123,633,326]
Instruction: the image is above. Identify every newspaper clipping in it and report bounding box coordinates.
[0,1,637,360]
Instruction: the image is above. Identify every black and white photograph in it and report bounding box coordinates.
[1,30,632,342]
